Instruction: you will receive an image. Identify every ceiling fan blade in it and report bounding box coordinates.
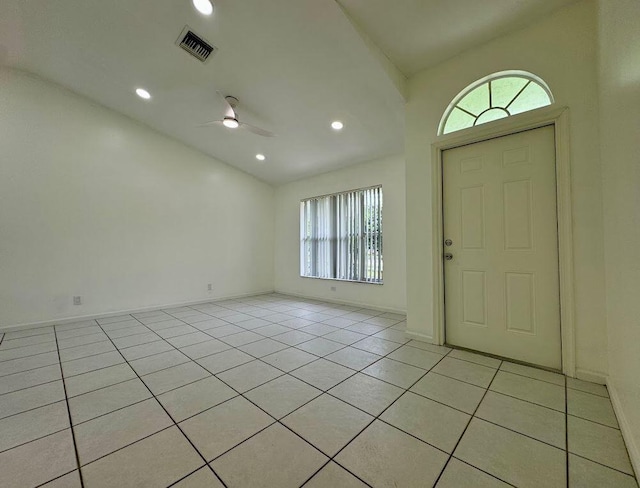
[215,90,236,119]
[196,120,224,127]
[240,122,275,137]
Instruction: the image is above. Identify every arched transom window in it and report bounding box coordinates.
[439,71,553,135]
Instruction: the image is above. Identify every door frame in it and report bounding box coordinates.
[430,106,575,376]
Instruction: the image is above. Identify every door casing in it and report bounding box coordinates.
[429,106,575,376]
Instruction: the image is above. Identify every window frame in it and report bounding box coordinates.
[299,185,383,285]
[438,70,554,136]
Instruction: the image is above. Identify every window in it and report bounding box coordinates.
[300,186,383,283]
[439,71,553,135]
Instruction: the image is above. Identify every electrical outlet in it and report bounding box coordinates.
[330,286,336,292]
[207,284,213,291]
[73,296,82,306]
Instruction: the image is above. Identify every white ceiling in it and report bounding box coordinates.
[0,0,405,184]
[0,0,576,184]
[337,0,578,76]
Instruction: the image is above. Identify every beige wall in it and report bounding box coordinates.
[405,0,608,377]
[274,155,406,312]
[0,69,275,328]
[598,0,640,473]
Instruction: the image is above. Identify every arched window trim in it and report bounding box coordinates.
[437,70,554,136]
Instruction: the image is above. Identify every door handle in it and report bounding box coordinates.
[444,253,453,261]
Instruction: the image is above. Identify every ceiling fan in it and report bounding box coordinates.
[198,92,275,137]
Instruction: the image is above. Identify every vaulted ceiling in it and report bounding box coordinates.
[0,0,577,183]
[336,0,579,76]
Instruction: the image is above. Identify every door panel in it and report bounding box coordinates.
[443,126,561,369]
[505,272,535,333]
[461,270,487,326]
[460,185,485,249]
[503,179,533,250]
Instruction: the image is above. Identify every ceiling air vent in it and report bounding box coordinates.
[176,26,216,63]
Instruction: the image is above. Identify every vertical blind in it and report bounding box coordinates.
[300,186,383,283]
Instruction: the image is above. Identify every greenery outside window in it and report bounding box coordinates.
[439,71,554,135]
[300,186,383,283]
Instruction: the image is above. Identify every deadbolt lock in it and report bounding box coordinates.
[444,239,453,246]
[444,253,453,261]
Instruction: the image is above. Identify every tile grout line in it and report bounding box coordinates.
[8,294,628,486]
[62,350,191,382]
[165,466,214,487]
[0,330,410,403]
[0,329,52,341]
[156,338,347,486]
[452,403,624,482]
[0,337,58,351]
[8,342,603,438]
[189,305,408,379]
[424,368,499,389]
[219,333,404,393]
[467,416,566,453]
[564,413,622,431]
[169,304,407,486]
[480,387,565,415]
[75,425,177,471]
[430,360,510,488]
[11,366,630,482]
[447,458,519,488]
[70,396,152,428]
[0,345,59,363]
[187,300,399,333]
[301,348,460,487]
[3,337,193,469]
[497,367,567,388]
[1,390,230,463]
[569,452,639,478]
[57,342,290,406]
[303,457,374,488]
[0,396,66,423]
[0,375,62,398]
[52,325,86,488]
[1,294,381,338]
[57,336,119,352]
[0,404,70,456]
[296,356,572,467]
[2,297,472,487]
[198,362,375,488]
[0,358,62,379]
[139,300,393,358]
[295,349,454,487]
[90,316,230,488]
[565,384,610,399]
[33,469,80,488]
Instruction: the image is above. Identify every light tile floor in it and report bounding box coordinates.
[0,294,637,488]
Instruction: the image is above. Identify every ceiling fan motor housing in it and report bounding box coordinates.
[225,96,239,108]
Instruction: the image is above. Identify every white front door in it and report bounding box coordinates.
[443,126,561,369]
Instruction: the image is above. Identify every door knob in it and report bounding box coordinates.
[444,239,453,246]
[444,253,453,261]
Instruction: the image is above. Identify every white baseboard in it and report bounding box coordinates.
[575,368,608,385]
[273,289,406,315]
[607,378,640,479]
[404,330,434,343]
[0,289,275,332]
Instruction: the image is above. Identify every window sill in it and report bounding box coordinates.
[300,275,383,285]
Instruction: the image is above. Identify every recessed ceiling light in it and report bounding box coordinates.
[222,117,240,129]
[193,0,214,16]
[331,120,344,130]
[135,88,151,100]
[256,154,266,161]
